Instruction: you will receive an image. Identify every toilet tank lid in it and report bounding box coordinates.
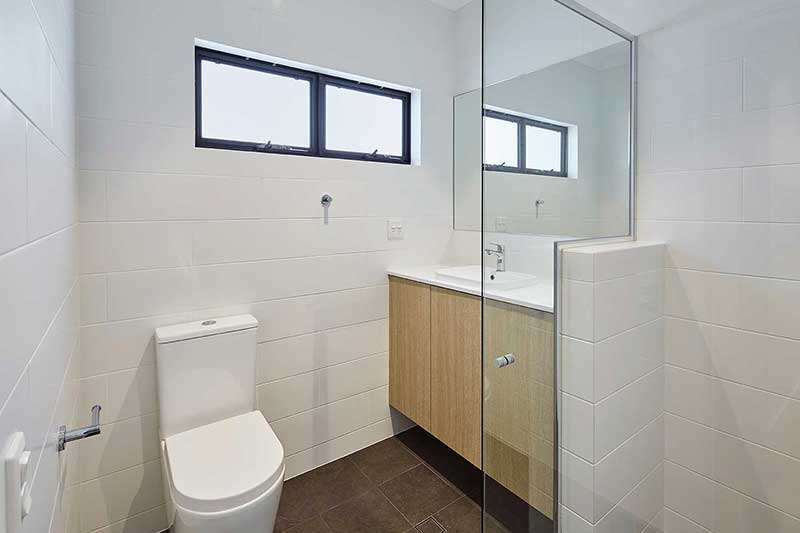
[155,315,258,344]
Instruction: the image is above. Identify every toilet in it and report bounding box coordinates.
[154,315,285,533]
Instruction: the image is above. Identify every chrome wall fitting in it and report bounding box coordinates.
[58,405,102,452]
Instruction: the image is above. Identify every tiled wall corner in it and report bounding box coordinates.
[637,2,800,531]
[559,241,665,533]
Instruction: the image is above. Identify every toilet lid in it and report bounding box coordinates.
[165,411,284,513]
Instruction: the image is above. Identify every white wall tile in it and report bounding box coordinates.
[665,366,714,427]
[78,413,159,482]
[258,319,388,383]
[664,461,714,530]
[562,279,594,341]
[743,165,800,223]
[637,169,742,222]
[27,124,76,239]
[81,222,192,273]
[78,171,106,222]
[0,0,52,131]
[665,268,800,341]
[594,269,663,341]
[258,353,388,421]
[191,252,387,310]
[664,414,713,478]
[560,449,595,523]
[106,172,263,221]
[78,460,163,533]
[594,416,663,520]
[192,218,379,266]
[284,414,414,479]
[594,318,663,401]
[594,464,663,533]
[270,386,389,456]
[0,227,76,405]
[592,243,664,282]
[560,335,594,402]
[80,275,106,325]
[663,508,711,533]
[713,426,800,517]
[561,392,595,462]
[79,313,192,378]
[0,94,28,254]
[745,47,800,110]
[595,368,663,461]
[106,267,193,321]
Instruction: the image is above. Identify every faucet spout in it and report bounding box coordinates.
[484,242,506,272]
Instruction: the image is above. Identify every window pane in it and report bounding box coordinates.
[201,60,311,147]
[525,125,562,173]
[484,116,518,167]
[325,85,403,156]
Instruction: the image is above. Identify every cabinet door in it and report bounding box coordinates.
[430,287,482,467]
[389,276,431,430]
[484,299,554,517]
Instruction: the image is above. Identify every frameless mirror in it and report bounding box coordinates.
[454,31,631,239]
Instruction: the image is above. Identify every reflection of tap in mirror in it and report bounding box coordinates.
[535,199,544,218]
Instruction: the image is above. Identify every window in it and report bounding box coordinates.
[483,109,568,177]
[195,47,411,164]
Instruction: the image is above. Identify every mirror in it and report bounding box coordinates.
[454,39,631,238]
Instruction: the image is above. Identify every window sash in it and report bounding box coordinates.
[195,47,411,165]
[483,109,568,178]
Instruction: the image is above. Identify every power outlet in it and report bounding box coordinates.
[387,219,404,241]
[495,216,509,232]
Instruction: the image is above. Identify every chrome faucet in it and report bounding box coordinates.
[484,242,506,272]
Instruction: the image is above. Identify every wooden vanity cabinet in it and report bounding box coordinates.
[430,286,482,467]
[389,275,554,518]
[388,276,432,430]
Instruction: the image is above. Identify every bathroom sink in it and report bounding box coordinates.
[435,266,536,290]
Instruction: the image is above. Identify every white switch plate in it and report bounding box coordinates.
[387,219,404,241]
[2,432,31,533]
[495,216,509,232]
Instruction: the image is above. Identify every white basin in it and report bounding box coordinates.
[435,266,536,290]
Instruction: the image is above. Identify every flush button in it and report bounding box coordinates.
[201,320,217,326]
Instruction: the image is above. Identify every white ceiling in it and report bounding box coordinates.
[432,0,749,35]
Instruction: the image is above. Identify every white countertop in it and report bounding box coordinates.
[386,265,554,313]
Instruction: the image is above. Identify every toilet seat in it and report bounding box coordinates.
[164,411,284,513]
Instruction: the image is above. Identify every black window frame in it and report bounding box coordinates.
[483,109,568,178]
[195,46,411,165]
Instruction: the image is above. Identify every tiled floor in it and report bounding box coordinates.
[275,427,509,533]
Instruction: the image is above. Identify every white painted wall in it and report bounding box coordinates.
[75,0,456,530]
[636,1,800,531]
[0,0,80,532]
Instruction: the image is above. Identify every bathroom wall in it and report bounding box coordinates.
[636,1,800,531]
[560,241,665,533]
[0,0,80,532]
[75,0,456,530]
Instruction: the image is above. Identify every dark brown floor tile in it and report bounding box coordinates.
[350,437,421,484]
[284,517,332,533]
[396,427,482,503]
[434,496,508,533]
[415,516,445,533]
[322,488,411,533]
[276,458,373,528]
[380,464,461,525]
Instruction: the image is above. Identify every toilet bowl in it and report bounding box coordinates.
[162,411,285,533]
[155,315,284,533]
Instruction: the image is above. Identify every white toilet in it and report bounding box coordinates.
[154,315,285,533]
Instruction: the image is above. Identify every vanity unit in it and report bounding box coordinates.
[387,266,555,518]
